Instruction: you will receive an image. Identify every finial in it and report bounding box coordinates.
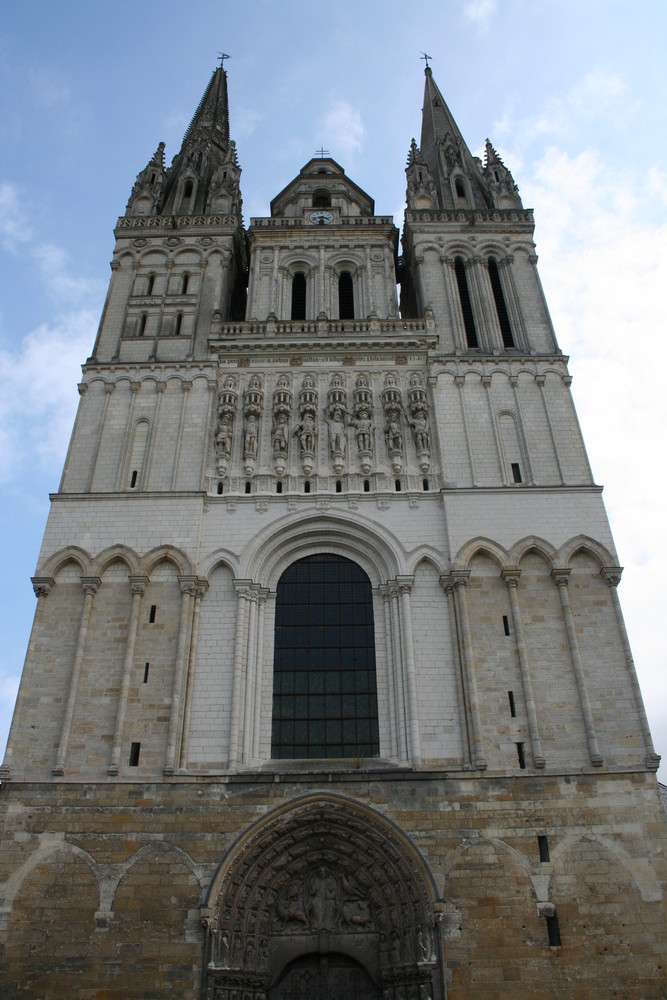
[217,52,230,67]
[420,52,432,69]
[315,147,330,159]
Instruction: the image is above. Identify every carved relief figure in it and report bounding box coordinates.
[325,405,347,460]
[244,413,259,460]
[272,412,288,456]
[410,409,429,453]
[304,866,341,931]
[276,879,308,926]
[295,412,316,456]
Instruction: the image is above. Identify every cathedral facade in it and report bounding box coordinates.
[0,64,665,999]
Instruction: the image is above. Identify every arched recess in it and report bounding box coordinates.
[204,794,443,999]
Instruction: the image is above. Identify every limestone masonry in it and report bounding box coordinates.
[1,63,665,999]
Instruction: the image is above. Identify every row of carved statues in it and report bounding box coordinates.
[214,373,432,478]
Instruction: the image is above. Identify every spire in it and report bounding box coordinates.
[482,139,523,209]
[125,142,167,218]
[160,65,242,218]
[417,66,491,211]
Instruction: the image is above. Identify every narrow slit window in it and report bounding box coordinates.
[422,478,429,491]
[335,480,342,493]
[217,481,223,495]
[454,257,478,348]
[538,835,550,863]
[129,742,141,767]
[291,272,306,320]
[516,742,526,769]
[363,479,370,493]
[395,479,401,492]
[503,614,510,636]
[276,481,283,494]
[130,470,138,489]
[174,313,183,336]
[143,663,150,684]
[146,274,155,295]
[511,462,522,483]
[338,271,354,320]
[304,480,311,494]
[508,690,516,717]
[181,272,189,295]
[455,177,467,202]
[149,605,156,624]
[546,914,562,947]
[488,257,514,348]
[245,481,251,494]
[138,314,147,337]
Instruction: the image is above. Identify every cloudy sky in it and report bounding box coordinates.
[1,0,665,779]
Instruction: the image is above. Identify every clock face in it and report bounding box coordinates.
[309,210,334,225]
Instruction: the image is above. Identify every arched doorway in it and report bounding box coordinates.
[204,796,443,999]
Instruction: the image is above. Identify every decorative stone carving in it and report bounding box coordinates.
[325,375,349,476]
[407,373,431,473]
[381,374,405,474]
[295,374,318,476]
[242,375,264,475]
[271,375,292,476]
[214,376,238,477]
[351,374,374,475]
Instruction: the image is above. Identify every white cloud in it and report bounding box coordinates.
[0,182,33,250]
[0,310,96,482]
[518,68,636,142]
[34,243,105,304]
[324,100,364,162]
[463,0,497,30]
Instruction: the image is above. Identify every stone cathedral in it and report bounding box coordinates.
[0,62,665,999]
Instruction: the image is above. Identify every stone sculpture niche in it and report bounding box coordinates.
[351,374,374,475]
[271,375,292,477]
[242,375,264,476]
[325,374,349,476]
[295,375,318,477]
[381,374,405,475]
[407,373,431,474]
[214,376,238,477]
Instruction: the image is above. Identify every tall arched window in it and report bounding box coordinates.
[272,554,379,760]
[454,257,478,348]
[488,257,514,348]
[338,271,354,319]
[291,272,306,320]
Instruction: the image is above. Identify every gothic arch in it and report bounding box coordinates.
[90,544,140,577]
[204,794,443,998]
[243,510,404,588]
[1,840,102,922]
[199,548,240,581]
[110,840,204,910]
[40,545,92,578]
[407,549,446,577]
[453,536,509,572]
[511,535,557,569]
[557,534,616,570]
[139,544,193,578]
[443,834,533,882]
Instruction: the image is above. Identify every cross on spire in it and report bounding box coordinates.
[217,52,230,67]
[420,52,432,68]
[316,147,330,159]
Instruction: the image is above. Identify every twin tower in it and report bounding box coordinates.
[1,64,665,999]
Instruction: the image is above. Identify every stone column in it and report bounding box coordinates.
[115,381,141,490]
[509,375,535,485]
[229,581,252,769]
[455,375,477,486]
[451,572,487,769]
[482,375,505,483]
[397,576,421,767]
[440,575,473,767]
[53,576,101,775]
[87,382,115,491]
[380,586,399,761]
[600,567,661,770]
[171,380,192,490]
[163,576,198,774]
[179,579,209,771]
[502,569,546,768]
[389,583,408,764]
[441,256,465,350]
[252,588,269,762]
[242,588,259,764]
[536,375,565,484]
[143,380,165,490]
[365,247,376,315]
[108,575,148,775]
[498,254,527,349]
[415,255,428,313]
[466,256,493,351]
[551,569,603,766]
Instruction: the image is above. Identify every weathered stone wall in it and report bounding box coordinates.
[0,773,665,999]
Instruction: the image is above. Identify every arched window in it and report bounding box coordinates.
[271,554,379,760]
[312,188,331,208]
[488,257,514,348]
[454,177,468,203]
[338,271,354,319]
[126,420,150,489]
[454,257,478,348]
[291,272,306,320]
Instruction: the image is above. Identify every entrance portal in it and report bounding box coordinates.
[268,953,381,1000]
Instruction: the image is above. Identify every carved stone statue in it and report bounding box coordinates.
[272,412,289,456]
[410,410,429,453]
[304,866,341,931]
[295,412,316,456]
[243,413,259,460]
[325,405,347,460]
